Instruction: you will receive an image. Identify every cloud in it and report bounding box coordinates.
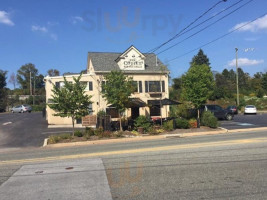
[231,14,267,32]
[31,24,57,40]
[244,37,259,41]
[71,16,84,24]
[31,25,48,33]
[0,11,14,26]
[228,58,264,67]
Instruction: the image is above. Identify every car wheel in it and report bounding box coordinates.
[226,114,233,121]
[12,110,14,113]
[21,110,24,113]
[28,111,31,113]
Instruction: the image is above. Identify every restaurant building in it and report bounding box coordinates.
[44,46,171,126]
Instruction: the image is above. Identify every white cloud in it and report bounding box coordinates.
[71,16,84,24]
[231,14,267,32]
[50,33,58,40]
[228,58,264,67]
[0,11,14,26]
[31,25,48,33]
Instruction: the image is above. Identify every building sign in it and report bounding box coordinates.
[82,115,97,127]
[123,59,144,69]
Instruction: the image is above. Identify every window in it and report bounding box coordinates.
[150,105,161,116]
[139,81,142,93]
[88,104,93,115]
[106,108,119,118]
[145,81,165,93]
[81,82,89,91]
[89,82,93,91]
[132,81,138,92]
[55,82,64,89]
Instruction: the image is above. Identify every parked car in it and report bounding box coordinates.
[226,105,238,114]
[11,105,32,113]
[201,104,234,120]
[244,105,257,115]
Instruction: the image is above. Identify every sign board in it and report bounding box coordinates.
[82,115,97,127]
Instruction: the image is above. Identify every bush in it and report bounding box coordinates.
[48,135,60,144]
[74,130,83,137]
[163,120,174,131]
[97,109,106,117]
[31,104,45,112]
[94,127,104,136]
[188,119,197,128]
[134,115,151,132]
[201,111,218,128]
[99,131,112,138]
[59,133,72,140]
[84,127,95,136]
[175,118,190,129]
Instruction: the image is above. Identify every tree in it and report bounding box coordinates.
[262,72,267,93]
[0,70,7,111]
[48,74,92,136]
[17,63,38,94]
[8,72,17,89]
[190,49,210,66]
[181,64,215,127]
[101,70,134,131]
[47,69,60,77]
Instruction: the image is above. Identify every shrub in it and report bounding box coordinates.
[84,127,95,136]
[99,131,112,138]
[188,119,197,128]
[59,133,72,140]
[163,120,174,131]
[201,111,218,128]
[175,118,190,129]
[48,135,60,144]
[94,127,104,136]
[97,109,106,117]
[113,131,124,137]
[134,115,151,132]
[74,130,83,137]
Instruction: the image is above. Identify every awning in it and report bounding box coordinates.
[108,98,146,108]
[148,98,181,106]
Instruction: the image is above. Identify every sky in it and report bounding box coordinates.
[1,0,267,88]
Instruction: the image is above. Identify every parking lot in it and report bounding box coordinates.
[220,113,267,130]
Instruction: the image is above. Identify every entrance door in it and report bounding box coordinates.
[131,107,140,120]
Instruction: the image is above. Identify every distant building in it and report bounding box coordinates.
[44,46,171,126]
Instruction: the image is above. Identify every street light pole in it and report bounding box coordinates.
[235,48,239,106]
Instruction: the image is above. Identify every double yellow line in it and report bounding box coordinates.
[1,137,267,166]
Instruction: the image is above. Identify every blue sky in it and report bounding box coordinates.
[1,0,267,88]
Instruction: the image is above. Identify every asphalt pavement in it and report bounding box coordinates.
[0,131,267,199]
[220,113,267,130]
[0,112,77,148]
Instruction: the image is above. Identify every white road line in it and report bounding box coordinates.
[2,122,12,126]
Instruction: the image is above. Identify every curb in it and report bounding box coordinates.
[43,138,48,147]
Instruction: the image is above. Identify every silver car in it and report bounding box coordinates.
[11,105,32,113]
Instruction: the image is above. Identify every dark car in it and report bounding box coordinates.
[227,105,238,114]
[201,104,234,120]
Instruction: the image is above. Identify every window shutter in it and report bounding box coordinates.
[89,82,93,91]
[162,81,165,92]
[145,81,148,92]
[139,81,142,93]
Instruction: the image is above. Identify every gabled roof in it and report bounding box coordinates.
[87,49,168,73]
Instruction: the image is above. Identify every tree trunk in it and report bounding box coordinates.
[197,109,200,128]
[72,116,75,137]
[119,112,122,132]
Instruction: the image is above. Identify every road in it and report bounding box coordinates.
[0,131,267,199]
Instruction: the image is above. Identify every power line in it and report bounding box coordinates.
[147,0,229,53]
[156,0,253,55]
[167,12,267,63]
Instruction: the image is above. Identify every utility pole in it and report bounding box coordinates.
[30,72,32,96]
[235,48,239,106]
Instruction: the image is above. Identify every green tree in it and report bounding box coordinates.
[262,72,267,93]
[17,63,38,94]
[101,70,134,131]
[47,69,60,77]
[0,70,7,111]
[48,74,92,136]
[181,64,215,127]
[190,49,210,66]
[170,77,182,100]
